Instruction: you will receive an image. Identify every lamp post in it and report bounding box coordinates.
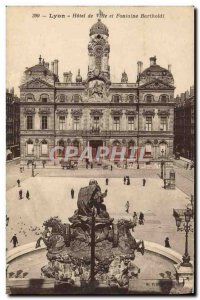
[161,160,164,179]
[173,208,193,267]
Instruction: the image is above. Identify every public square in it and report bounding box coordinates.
[6,161,194,260]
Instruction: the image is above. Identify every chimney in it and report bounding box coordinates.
[54,59,59,75]
[63,71,72,83]
[150,56,156,66]
[44,62,49,69]
[51,61,54,73]
[137,61,143,75]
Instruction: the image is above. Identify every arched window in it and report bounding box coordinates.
[41,139,48,155]
[26,139,33,155]
[112,95,121,103]
[40,94,49,103]
[26,94,35,102]
[160,94,169,103]
[159,142,167,157]
[57,139,65,156]
[145,94,154,103]
[145,142,152,157]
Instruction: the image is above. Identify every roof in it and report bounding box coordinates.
[25,64,52,75]
[90,19,109,36]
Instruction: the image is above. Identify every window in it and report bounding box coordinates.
[41,140,48,155]
[113,95,120,103]
[27,140,33,155]
[59,116,65,130]
[41,116,48,129]
[145,143,152,156]
[160,116,167,131]
[145,95,153,103]
[58,140,65,156]
[41,94,48,102]
[128,117,134,131]
[128,95,134,103]
[73,94,81,103]
[74,117,80,130]
[113,117,120,131]
[160,143,166,157]
[26,94,34,102]
[27,116,33,129]
[146,117,152,131]
[160,95,168,103]
[93,116,100,130]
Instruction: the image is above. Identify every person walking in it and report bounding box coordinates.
[111,165,113,171]
[143,178,146,187]
[132,211,138,225]
[124,176,126,185]
[10,234,18,248]
[71,188,75,199]
[125,201,130,213]
[165,237,171,248]
[17,179,20,187]
[127,176,130,185]
[106,178,109,186]
[139,212,144,225]
[19,189,23,200]
[26,190,30,200]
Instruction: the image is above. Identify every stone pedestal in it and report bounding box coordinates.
[174,262,194,291]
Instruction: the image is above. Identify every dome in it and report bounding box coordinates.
[139,56,174,85]
[90,19,109,36]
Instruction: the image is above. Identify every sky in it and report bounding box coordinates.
[6,6,194,96]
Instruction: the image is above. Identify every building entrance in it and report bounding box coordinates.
[89,140,103,158]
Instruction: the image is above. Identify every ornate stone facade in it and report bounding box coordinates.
[19,20,175,166]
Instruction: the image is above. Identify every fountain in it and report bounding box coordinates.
[36,179,145,288]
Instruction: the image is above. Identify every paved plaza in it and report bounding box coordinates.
[6,167,194,260]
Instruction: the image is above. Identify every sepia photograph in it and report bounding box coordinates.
[5,6,195,295]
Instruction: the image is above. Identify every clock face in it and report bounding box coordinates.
[95,46,103,57]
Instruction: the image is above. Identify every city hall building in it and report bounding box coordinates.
[19,19,175,167]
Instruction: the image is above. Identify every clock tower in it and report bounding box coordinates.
[87,19,110,83]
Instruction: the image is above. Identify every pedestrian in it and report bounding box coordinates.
[26,190,30,200]
[186,162,189,170]
[19,189,23,200]
[165,237,171,248]
[124,176,126,185]
[27,162,29,169]
[71,188,75,199]
[127,176,130,185]
[143,178,146,187]
[111,165,113,171]
[106,178,109,186]
[139,212,144,225]
[20,167,22,173]
[125,201,130,213]
[91,162,93,169]
[17,179,20,187]
[10,234,18,248]
[42,161,45,168]
[132,211,138,225]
